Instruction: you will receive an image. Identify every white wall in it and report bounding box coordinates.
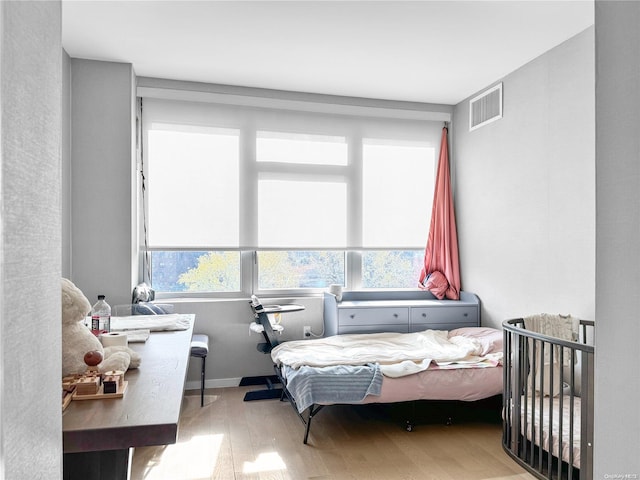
[452,27,596,329]
[0,1,63,478]
[594,1,640,475]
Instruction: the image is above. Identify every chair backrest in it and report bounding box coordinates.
[255,310,281,351]
[250,296,280,352]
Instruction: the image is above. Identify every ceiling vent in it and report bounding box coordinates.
[469,83,502,131]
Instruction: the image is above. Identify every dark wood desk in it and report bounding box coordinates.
[63,315,194,480]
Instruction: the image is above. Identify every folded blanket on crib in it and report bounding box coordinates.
[283,363,383,412]
[523,313,578,396]
[271,329,502,378]
[523,314,578,344]
[523,313,578,368]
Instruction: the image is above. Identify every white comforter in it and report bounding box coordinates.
[271,329,502,378]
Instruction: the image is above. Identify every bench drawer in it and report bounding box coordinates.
[339,324,409,335]
[339,307,409,326]
[410,306,478,327]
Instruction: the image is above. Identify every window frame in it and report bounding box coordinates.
[140,89,448,298]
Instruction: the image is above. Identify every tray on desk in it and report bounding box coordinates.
[62,373,128,406]
[72,381,128,401]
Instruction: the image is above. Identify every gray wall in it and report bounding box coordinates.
[69,59,137,306]
[452,27,596,329]
[594,1,640,475]
[0,1,63,478]
[62,50,71,279]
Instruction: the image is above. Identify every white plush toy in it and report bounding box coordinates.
[61,278,141,376]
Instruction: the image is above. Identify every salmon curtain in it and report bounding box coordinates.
[418,126,460,300]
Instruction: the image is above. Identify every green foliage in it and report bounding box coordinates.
[258,251,344,289]
[362,251,422,288]
[178,251,240,291]
[259,251,298,289]
[172,250,421,291]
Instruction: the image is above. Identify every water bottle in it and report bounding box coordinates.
[91,295,111,333]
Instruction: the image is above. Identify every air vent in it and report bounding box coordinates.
[469,83,502,131]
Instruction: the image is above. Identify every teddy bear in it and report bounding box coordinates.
[62,277,141,377]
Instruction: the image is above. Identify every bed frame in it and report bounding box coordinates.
[250,297,502,445]
[273,363,502,445]
[273,363,326,444]
[257,315,503,444]
[502,318,594,480]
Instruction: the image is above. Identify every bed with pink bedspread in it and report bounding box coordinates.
[270,327,504,444]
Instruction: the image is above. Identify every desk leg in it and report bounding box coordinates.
[64,448,132,480]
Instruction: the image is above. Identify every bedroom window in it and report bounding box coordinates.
[257,179,347,248]
[141,94,443,296]
[146,125,239,248]
[361,250,425,288]
[150,250,240,293]
[360,140,435,289]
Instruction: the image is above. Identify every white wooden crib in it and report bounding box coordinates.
[502,317,594,480]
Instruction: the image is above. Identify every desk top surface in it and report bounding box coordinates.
[62,314,195,453]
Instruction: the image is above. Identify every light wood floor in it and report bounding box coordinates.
[131,386,537,480]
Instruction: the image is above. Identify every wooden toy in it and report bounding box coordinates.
[62,381,76,411]
[103,376,117,394]
[61,352,128,408]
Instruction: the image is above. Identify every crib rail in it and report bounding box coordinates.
[502,318,594,480]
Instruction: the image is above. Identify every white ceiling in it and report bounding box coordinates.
[62,1,594,105]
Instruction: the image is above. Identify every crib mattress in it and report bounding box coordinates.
[519,394,582,469]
